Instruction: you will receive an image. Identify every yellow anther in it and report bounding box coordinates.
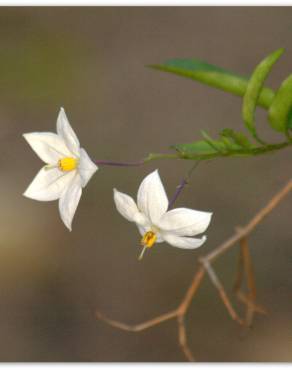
[141,231,157,248]
[58,157,78,172]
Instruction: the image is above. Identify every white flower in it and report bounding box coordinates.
[23,107,98,231]
[113,170,212,259]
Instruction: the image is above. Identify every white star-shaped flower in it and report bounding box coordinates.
[113,170,212,259]
[23,107,98,231]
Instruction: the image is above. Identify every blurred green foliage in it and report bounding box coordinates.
[150,49,292,162]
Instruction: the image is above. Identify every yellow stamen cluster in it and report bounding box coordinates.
[58,157,78,172]
[141,231,157,248]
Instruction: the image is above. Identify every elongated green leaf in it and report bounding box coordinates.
[149,59,275,109]
[173,136,244,160]
[172,139,290,160]
[173,140,223,160]
[242,48,284,139]
[268,74,292,132]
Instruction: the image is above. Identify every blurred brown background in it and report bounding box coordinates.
[0,6,291,362]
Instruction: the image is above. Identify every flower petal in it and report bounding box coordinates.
[56,107,80,156]
[158,208,212,236]
[23,132,72,164]
[113,188,145,224]
[137,170,168,224]
[162,233,207,249]
[58,174,82,231]
[78,148,98,187]
[23,167,76,201]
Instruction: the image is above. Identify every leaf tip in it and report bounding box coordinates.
[146,64,161,70]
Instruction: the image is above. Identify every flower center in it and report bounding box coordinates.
[58,157,78,172]
[141,231,157,248]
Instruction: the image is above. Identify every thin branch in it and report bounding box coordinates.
[236,291,267,316]
[240,237,257,326]
[233,236,267,326]
[233,240,245,293]
[200,259,244,325]
[206,179,292,262]
[240,237,256,300]
[178,266,205,315]
[177,315,195,361]
[95,309,178,332]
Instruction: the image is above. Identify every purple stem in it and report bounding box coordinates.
[168,161,200,210]
[168,178,188,210]
[95,159,144,167]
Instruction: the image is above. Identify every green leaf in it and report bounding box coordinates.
[201,130,227,154]
[220,128,252,149]
[149,59,275,109]
[172,140,224,160]
[220,136,235,150]
[242,48,284,139]
[268,74,292,132]
[172,138,290,161]
[288,108,292,130]
[173,130,246,160]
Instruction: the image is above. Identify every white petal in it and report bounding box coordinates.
[114,189,139,222]
[137,170,168,224]
[158,208,212,236]
[113,188,147,225]
[56,108,80,156]
[58,175,82,231]
[78,148,98,187]
[23,167,76,201]
[23,132,72,164]
[162,234,207,249]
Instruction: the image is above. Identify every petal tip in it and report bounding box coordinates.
[22,133,31,142]
[23,186,35,199]
[147,169,160,178]
[206,212,213,225]
[22,190,29,198]
[61,212,73,232]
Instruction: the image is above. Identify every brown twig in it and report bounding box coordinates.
[177,315,195,361]
[96,178,292,361]
[178,265,205,315]
[233,236,267,326]
[240,237,257,326]
[236,291,267,316]
[200,258,244,325]
[96,309,178,332]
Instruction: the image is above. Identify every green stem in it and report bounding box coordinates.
[144,153,180,162]
[145,141,292,162]
[249,141,291,155]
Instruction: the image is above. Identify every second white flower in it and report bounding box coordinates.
[113,170,212,259]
